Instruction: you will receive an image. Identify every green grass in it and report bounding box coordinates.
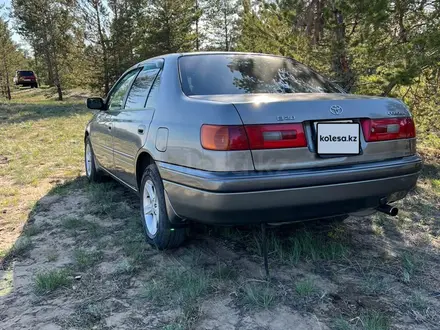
[49,177,86,196]
[114,258,135,275]
[61,216,102,236]
[47,251,59,262]
[333,317,352,330]
[164,304,201,330]
[362,311,391,330]
[0,267,14,297]
[163,325,185,330]
[73,249,104,271]
[401,252,421,284]
[410,292,428,312]
[0,103,90,186]
[9,237,33,259]
[431,179,440,194]
[295,278,317,297]
[251,229,348,264]
[34,269,72,294]
[143,267,211,306]
[0,94,92,257]
[361,274,390,295]
[65,302,107,328]
[211,263,238,282]
[240,281,277,309]
[23,224,43,237]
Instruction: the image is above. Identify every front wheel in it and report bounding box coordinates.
[140,164,185,249]
[84,136,101,182]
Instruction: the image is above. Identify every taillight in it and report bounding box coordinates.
[201,125,249,150]
[200,123,306,151]
[245,124,307,149]
[361,117,415,142]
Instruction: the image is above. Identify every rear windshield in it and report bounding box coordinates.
[179,54,341,96]
[18,71,35,76]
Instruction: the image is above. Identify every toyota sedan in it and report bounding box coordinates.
[84,52,422,249]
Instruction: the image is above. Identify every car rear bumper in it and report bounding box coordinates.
[158,155,422,224]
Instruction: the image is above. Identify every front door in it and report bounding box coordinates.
[112,65,162,188]
[90,112,113,169]
[103,68,140,175]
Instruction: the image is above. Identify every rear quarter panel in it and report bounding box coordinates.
[143,55,254,172]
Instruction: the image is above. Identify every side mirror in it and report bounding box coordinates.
[87,97,105,110]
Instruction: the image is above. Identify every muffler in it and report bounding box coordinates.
[377,204,399,216]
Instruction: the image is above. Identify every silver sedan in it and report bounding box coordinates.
[84,52,422,249]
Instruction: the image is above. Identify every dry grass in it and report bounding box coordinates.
[0,89,92,259]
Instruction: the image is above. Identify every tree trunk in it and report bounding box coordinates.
[94,1,110,94]
[382,81,397,96]
[53,56,63,101]
[242,0,250,14]
[42,33,55,86]
[51,42,63,101]
[5,69,11,100]
[195,0,200,50]
[331,6,353,91]
[1,54,11,100]
[224,3,229,51]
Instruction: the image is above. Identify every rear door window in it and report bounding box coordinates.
[124,67,160,109]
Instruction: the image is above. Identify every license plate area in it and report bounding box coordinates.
[317,122,360,155]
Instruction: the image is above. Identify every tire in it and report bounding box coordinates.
[140,164,185,249]
[84,136,102,182]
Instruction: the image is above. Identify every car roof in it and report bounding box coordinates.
[127,52,290,76]
[137,51,287,64]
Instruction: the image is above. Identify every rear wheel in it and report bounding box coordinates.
[140,164,185,249]
[84,136,101,182]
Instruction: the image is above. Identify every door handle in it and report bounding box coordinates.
[138,125,146,134]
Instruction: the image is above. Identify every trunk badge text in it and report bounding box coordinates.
[387,111,407,116]
[277,115,296,121]
[330,105,343,115]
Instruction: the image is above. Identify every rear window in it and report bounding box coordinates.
[18,71,35,77]
[179,54,341,96]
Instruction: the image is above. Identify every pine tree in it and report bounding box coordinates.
[0,17,29,100]
[145,0,198,55]
[12,0,79,100]
[203,0,240,51]
[80,0,111,94]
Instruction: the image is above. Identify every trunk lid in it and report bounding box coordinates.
[192,93,416,171]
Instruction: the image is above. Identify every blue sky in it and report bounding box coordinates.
[1,0,27,45]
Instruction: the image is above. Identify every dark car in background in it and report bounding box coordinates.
[13,70,38,88]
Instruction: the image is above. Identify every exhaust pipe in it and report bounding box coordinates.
[377,204,399,216]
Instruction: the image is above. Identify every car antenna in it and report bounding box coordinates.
[261,222,270,279]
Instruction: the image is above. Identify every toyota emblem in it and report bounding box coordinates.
[330,105,343,115]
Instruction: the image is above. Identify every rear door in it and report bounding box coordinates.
[97,69,140,173]
[112,63,162,187]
